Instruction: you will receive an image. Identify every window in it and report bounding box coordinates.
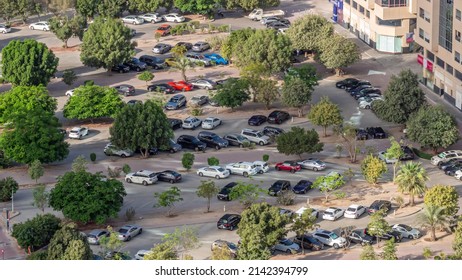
[456,30,461,42]
[438,0,453,52]
[427,50,434,61]
[424,31,430,43]
[419,8,430,22]
[436,57,445,68]
[419,28,424,39]
[447,64,453,75]
[457,9,461,21]
[456,52,461,63]
[359,6,365,14]
[353,1,357,9]
[377,17,402,27]
[375,0,407,7]
[345,0,350,3]
[366,10,370,18]
[456,70,462,82]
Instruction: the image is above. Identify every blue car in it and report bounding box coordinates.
[204,53,229,65]
[292,180,313,194]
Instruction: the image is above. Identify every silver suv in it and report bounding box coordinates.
[312,229,347,249]
[241,129,270,146]
[225,162,259,177]
[431,150,462,166]
[185,52,211,66]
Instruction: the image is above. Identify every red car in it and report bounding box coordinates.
[275,161,301,173]
[167,81,194,91]
[155,24,171,36]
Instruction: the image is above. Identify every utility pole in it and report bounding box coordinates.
[11,188,14,213]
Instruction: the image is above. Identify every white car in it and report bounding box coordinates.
[104,143,134,158]
[455,170,462,180]
[322,207,345,221]
[344,204,366,219]
[197,166,230,179]
[273,239,300,254]
[312,229,347,249]
[225,162,258,177]
[202,117,222,130]
[431,150,462,166]
[122,15,144,25]
[117,225,142,241]
[182,116,202,129]
[357,94,382,103]
[65,89,75,97]
[125,170,158,185]
[0,24,11,34]
[139,13,163,23]
[134,250,150,260]
[295,207,319,219]
[378,151,398,164]
[68,127,89,139]
[29,21,50,31]
[392,224,421,239]
[253,161,269,173]
[163,13,185,23]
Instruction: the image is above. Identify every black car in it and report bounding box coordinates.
[263,126,285,137]
[217,182,238,201]
[156,170,182,183]
[368,200,392,215]
[139,55,166,70]
[364,228,402,242]
[293,234,324,251]
[444,163,462,176]
[175,41,193,50]
[267,110,290,124]
[348,84,372,95]
[125,58,147,72]
[356,128,369,140]
[134,146,158,155]
[126,100,142,106]
[168,118,183,130]
[176,135,206,151]
[292,180,313,194]
[111,64,130,73]
[248,115,267,126]
[348,229,374,246]
[197,131,229,150]
[440,158,462,170]
[366,127,386,139]
[217,214,241,230]
[345,80,371,91]
[159,139,182,153]
[268,180,291,196]
[400,146,415,161]
[216,77,239,86]
[223,134,250,147]
[266,21,289,29]
[353,88,382,99]
[336,78,359,89]
[114,84,135,96]
[147,83,175,94]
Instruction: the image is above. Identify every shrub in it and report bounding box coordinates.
[276,190,295,206]
[122,164,131,174]
[218,25,229,32]
[242,142,255,149]
[412,148,432,160]
[27,250,49,260]
[190,107,203,116]
[333,191,346,200]
[207,157,220,166]
[125,207,136,221]
[182,153,195,171]
[107,167,122,178]
[0,177,19,202]
[190,21,200,29]
[262,154,269,162]
[90,153,96,162]
[83,80,94,86]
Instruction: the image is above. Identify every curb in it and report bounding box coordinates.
[392,207,423,218]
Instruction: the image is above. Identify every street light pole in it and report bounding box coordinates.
[11,188,14,213]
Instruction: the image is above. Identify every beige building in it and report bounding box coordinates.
[336,0,417,53]
[414,0,462,110]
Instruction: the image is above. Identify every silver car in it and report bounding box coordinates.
[87,229,110,245]
[152,43,172,54]
[297,158,326,171]
[190,95,209,106]
[117,225,143,241]
[192,41,210,52]
[0,24,11,34]
[190,79,217,89]
[139,13,163,23]
[122,15,144,25]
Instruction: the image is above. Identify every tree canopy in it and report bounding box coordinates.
[276,126,323,158]
[318,34,361,75]
[49,15,87,48]
[174,0,219,16]
[127,0,172,13]
[221,28,256,61]
[360,154,387,186]
[367,209,391,246]
[1,39,58,86]
[49,170,126,224]
[229,182,264,208]
[424,185,459,217]
[308,96,343,136]
[47,223,93,260]
[385,137,404,181]
[213,78,250,111]
[334,123,360,163]
[109,100,173,157]
[312,172,345,203]
[12,214,61,252]
[96,0,127,18]
[286,14,334,52]
[196,180,220,213]
[154,186,183,217]
[395,162,428,206]
[282,77,313,117]
[76,0,99,19]
[231,0,280,11]
[80,17,135,71]
[63,85,124,121]
[0,177,19,202]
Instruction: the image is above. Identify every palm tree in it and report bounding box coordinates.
[169,56,194,82]
[418,205,448,241]
[395,162,428,206]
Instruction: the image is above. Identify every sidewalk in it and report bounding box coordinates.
[0,226,25,260]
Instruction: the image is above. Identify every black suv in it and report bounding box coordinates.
[248,115,267,126]
[156,170,182,184]
[176,42,193,50]
[345,80,371,91]
[348,84,372,95]
[353,88,381,99]
[366,127,386,139]
[263,126,285,137]
[440,158,462,170]
[125,58,147,72]
[217,182,238,201]
[268,180,291,196]
[176,135,206,151]
[347,229,374,246]
[267,110,290,124]
[368,200,392,215]
[364,228,402,242]
[147,83,175,94]
[197,131,229,150]
[217,214,241,230]
[168,118,183,130]
[111,64,130,73]
[356,128,369,140]
[336,78,359,89]
[139,55,166,70]
[293,234,324,251]
[400,146,415,161]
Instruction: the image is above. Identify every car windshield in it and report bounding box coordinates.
[119,229,128,234]
[281,239,292,245]
[148,173,157,178]
[314,160,323,165]
[329,232,339,239]
[347,207,356,212]
[401,225,413,231]
[255,132,264,137]
[212,136,222,141]
[438,153,446,158]
[227,243,237,250]
[70,129,79,133]
[217,167,225,172]
[204,119,212,123]
[158,26,168,30]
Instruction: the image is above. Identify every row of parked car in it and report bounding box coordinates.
[336,78,383,110]
[431,150,462,179]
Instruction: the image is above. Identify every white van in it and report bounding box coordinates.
[225,162,258,177]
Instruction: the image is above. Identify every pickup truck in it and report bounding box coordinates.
[248,8,285,21]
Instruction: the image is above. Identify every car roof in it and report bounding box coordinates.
[348,204,362,208]
[134,170,155,175]
[326,207,341,211]
[89,229,106,234]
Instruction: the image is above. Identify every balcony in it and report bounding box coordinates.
[375,0,407,7]
[374,1,414,20]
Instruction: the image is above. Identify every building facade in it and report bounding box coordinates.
[414,0,462,110]
[333,0,417,53]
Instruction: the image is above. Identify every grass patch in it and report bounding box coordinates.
[412,148,433,160]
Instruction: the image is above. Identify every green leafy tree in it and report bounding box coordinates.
[282,77,313,117]
[47,223,93,260]
[15,0,35,24]
[49,171,126,224]
[196,180,220,212]
[234,0,280,11]
[97,0,126,17]
[48,0,76,15]
[62,69,78,86]
[174,0,219,16]
[424,184,459,216]
[360,244,378,260]
[381,238,398,260]
[71,155,88,173]
[237,202,288,260]
[213,78,250,111]
[162,227,200,259]
[372,69,426,124]
[144,241,178,260]
[49,15,87,48]
[385,137,404,181]
[138,71,154,86]
[318,33,361,75]
[286,14,334,52]
[212,246,234,260]
[334,122,360,163]
[284,64,319,86]
[221,28,256,61]
[367,209,392,247]
[406,106,459,153]
[453,221,462,258]
[418,205,449,242]
[308,96,343,137]
[240,62,270,102]
[32,184,50,213]
[98,226,124,258]
[312,172,345,203]
[12,214,61,252]
[207,157,220,166]
[395,162,428,206]
[360,154,387,186]
[169,56,194,81]
[253,77,279,110]
[291,208,318,254]
[276,126,323,158]
[171,45,188,58]
[229,182,264,208]
[1,39,58,86]
[80,17,135,72]
[28,159,44,183]
[0,0,18,23]
[0,177,18,202]
[63,85,124,122]
[154,186,183,217]
[76,0,99,19]
[182,153,195,171]
[110,100,173,158]
[128,0,171,14]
